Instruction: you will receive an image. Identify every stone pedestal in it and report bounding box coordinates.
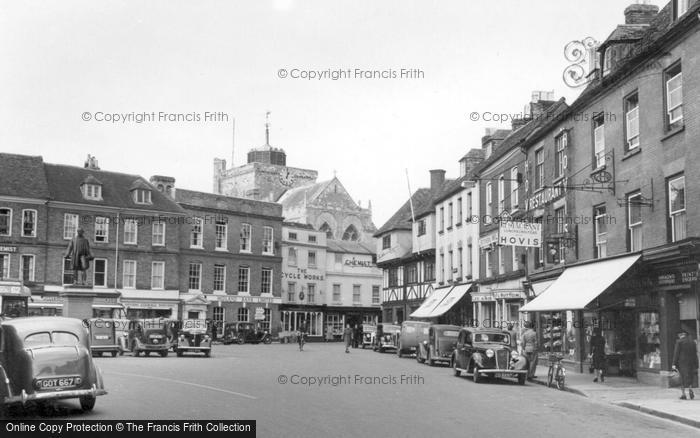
[60,285,98,319]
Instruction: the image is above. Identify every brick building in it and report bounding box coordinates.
[171,187,283,336]
[520,1,700,385]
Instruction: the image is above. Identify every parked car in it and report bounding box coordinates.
[174,319,212,357]
[127,319,171,357]
[361,324,376,349]
[222,322,271,345]
[0,317,107,414]
[452,327,527,385]
[373,323,400,353]
[85,318,123,357]
[397,321,430,357]
[416,324,460,366]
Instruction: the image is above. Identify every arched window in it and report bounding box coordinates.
[342,225,359,241]
[319,222,334,239]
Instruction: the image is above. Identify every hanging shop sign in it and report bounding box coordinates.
[498,221,542,248]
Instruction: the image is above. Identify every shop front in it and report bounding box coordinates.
[410,283,473,326]
[476,278,526,330]
[120,289,180,319]
[28,294,64,316]
[280,306,325,340]
[208,294,281,337]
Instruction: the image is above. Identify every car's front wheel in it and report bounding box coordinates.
[518,373,526,385]
[237,335,245,345]
[79,395,96,412]
[176,350,183,357]
[160,351,168,357]
[263,336,272,345]
[453,357,461,377]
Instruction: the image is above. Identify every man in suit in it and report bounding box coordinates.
[64,228,93,285]
[672,329,699,400]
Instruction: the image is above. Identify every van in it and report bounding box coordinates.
[397,321,430,357]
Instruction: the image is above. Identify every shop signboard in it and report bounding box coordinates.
[654,265,699,287]
[498,221,542,248]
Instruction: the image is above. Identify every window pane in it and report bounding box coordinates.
[669,177,685,213]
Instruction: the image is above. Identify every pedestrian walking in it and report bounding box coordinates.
[343,324,353,353]
[589,327,606,383]
[672,329,699,400]
[521,321,538,379]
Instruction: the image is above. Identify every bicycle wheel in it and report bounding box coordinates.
[547,365,554,388]
[556,367,566,390]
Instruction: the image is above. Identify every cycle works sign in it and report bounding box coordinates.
[498,221,542,248]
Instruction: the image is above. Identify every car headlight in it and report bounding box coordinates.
[485,349,494,358]
[511,351,520,359]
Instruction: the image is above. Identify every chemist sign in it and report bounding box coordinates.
[498,221,542,248]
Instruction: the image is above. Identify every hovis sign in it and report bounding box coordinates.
[498,221,542,248]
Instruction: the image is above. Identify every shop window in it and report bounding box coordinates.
[22,210,37,237]
[668,176,686,242]
[628,192,643,252]
[638,312,661,370]
[237,308,249,322]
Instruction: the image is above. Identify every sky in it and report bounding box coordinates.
[0,0,663,226]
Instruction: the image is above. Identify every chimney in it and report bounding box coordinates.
[150,175,176,199]
[429,169,446,192]
[84,154,100,170]
[511,117,529,131]
[213,158,226,194]
[460,149,485,177]
[624,3,659,25]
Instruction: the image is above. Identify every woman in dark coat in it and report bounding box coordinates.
[672,330,699,400]
[590,327,606,383]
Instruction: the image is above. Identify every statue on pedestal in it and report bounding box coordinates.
[64,228,94,286]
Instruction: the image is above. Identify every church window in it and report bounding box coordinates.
[342,225,359,241]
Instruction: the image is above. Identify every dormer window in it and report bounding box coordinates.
[675,0,690,20]
[130,179,153,205]
[81,175,103,201]
[133,189,152,204]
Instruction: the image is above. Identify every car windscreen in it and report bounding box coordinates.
[473,333,509,344]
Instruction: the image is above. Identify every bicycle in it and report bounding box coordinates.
[547,353,566,390]
[298,331,306,351]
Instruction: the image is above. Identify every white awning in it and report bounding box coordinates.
[520,254,640,312]
[409,286,452,318]
[531,280,556,297]
[428,283,472,318]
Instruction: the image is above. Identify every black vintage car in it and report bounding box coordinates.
[416,324,460,366]
[127,319,171,357]
[222,322,271,345]
[174,319,212,357]
[452,328,528,385]
[373,323,400,353]
[0,317,107,415]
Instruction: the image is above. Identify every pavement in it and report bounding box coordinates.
[531,364,700,429]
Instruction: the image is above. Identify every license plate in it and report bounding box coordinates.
[36,376,82,390]
[95,335,110,340]
[152,339,159,344]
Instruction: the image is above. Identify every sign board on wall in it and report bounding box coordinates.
[498,221,542,248]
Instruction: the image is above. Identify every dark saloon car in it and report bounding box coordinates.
[397,321,430,358]
[452,328,527,385]
[373,323,400,353]
[174,319,212,357]
[0,317,107,414]
[127,319,171,357]
[222,322,271,345]
[85,318,123,357]
[416,324,460,366]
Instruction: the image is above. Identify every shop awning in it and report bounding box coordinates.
[520,254,640,312]
[409,286,453,318]
[428,283,472,318]
[531,280,556,297]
